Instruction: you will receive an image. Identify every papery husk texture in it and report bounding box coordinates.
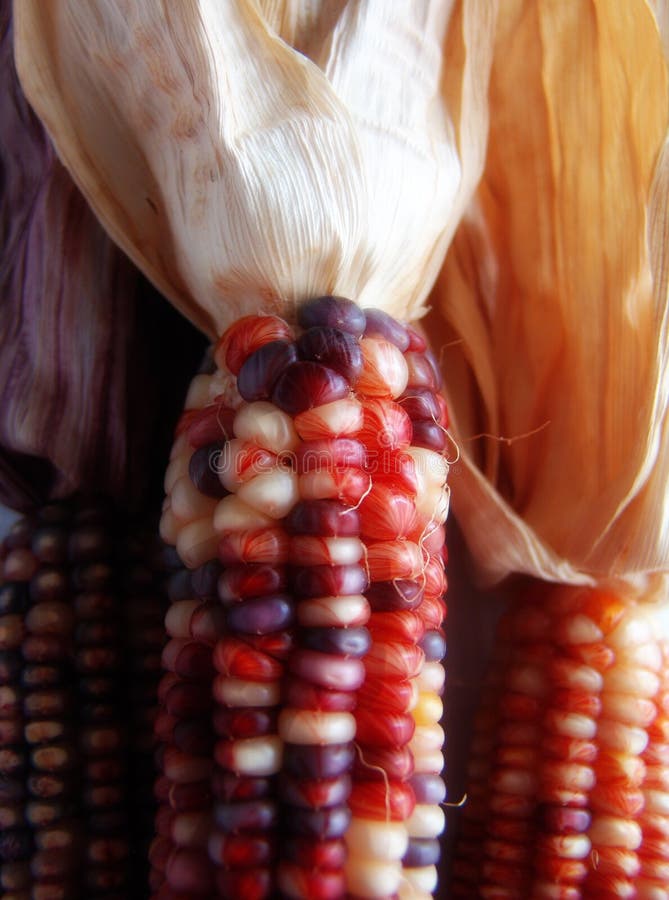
[428,0,669,586]
[13,0,496,339]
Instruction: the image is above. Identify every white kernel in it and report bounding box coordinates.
[540,833,591,859]
[294,397,364,440]
[608,609,654,649]
[409,723,444,755]
[226,735,282,776]
[164,451,190,492]
[175,518,219,569]
[644,788,669,816]
[344,857,402,897]
[604,665,660,697]
[214,677,280,707]
[233,401,299,453]
[237,468,299,518]
[170,475,217,523]
[164,600,200,638]
[278,709,356,745]
[412,692,443,725]
[344,818,408,861]
[410,749,444,775]
[401,865,438,893]
[544,710,597,740]
[213,495,274,532]
[596,718,649,755]
[600,690,657,727]
[159,505,179,545]
[184,374,212,409]
[289,536,364,566]
[406,803,445,839]
[588,815,642,849]
[296,594,370,628]
[559,613,603,644]
[417,661,445,694]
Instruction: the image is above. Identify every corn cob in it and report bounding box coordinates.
[0,498,168,900]
[451,581,669,900]
[157,296,450,898]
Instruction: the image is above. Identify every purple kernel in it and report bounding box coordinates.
[291,565,368,599]
[419,629,446,662]
[411,420,448,452]
[188,443,228,499]
[225,594,294,635]
[283,743,355,780]
[365,579,424,612]
[410,773,446,805]
[286,500,360,537]
[191,560,222,598]
[278,773,352,809]
[212,772,272,802]
[301,627,370,658]
[540,806,592,834]
[363,308,410,351]
[271,362,350,416]
[403,838,441,868]
[237,340,298,402]
[167,569,194,603]
[296,327,363,382]
[297,296,366,337]
[214,799,277,832]
[425,349,443,389]
[282,804,351,839]
[399,388,441,422]
[405,352,439,390]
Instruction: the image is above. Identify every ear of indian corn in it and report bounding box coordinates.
[157,296,450,899]
[0,498,169,900]
[451,581,669,900]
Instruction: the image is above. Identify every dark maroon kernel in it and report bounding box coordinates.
[217,564,285,603]
[68,527,113,562]
[214,708,276,739]
[282,677,358,712]
[399,387,441,422]
[169,780,212,811]
[74,591,116,619]
[0,584,30,615]
[365,579,424,612]
[237,340,298,402]
[72,562,113,592]
[286,500,360,537]
[172,642,215,680]
[0,652,22,683]
[411,420,448,452]
[21,664,62,688]
[297,296,366,337]
[406,326,428,352]
[282,804,351,839]
[291,564,368,599]
[283,743,355,780]
[419,629,447,662]
[425,349,443,389]
[403,837,441,868]
[293,438,366,473]
[0,829,31,862]
[172,720,216,755]
[75,621,118,644]
[296,327,363,382]
[225,594,293,635]
[363,308,410,351]
[165,682,213,718]
[214,799,277,832]
[30,568,69,602]
[188,442,228,499]
[191,560,222,598]
[410,773,446,805]
[278,773,351,809]
[301,627,370,658]
[212,772,271,803]
[31,528,68,565]
[216,868,271,900]
[272,362,350,416]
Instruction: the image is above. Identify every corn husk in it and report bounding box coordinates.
[0,5,206,511]
[428,0,669,586]
[14,0,496,339]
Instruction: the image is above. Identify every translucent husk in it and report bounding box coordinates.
[14,0,496,337]
[427,0,669,587]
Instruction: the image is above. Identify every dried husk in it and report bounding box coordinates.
[428,0,669,586]
[0,4,205,512]
[13,0,496,338]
